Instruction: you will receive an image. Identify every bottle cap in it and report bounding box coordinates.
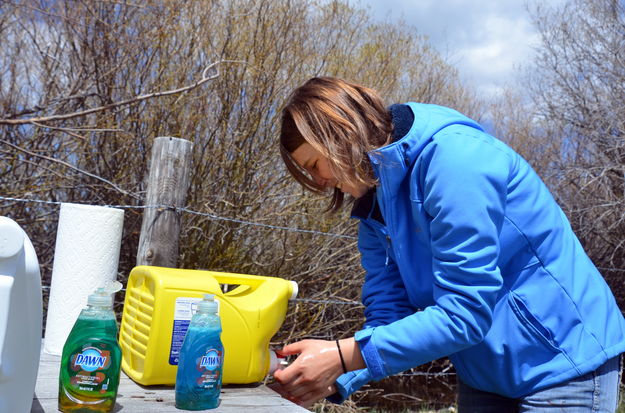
[197,293,218,313]
[87,280,123,307]
[268,349,289,374]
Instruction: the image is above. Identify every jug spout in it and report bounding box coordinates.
[288,280,299,300]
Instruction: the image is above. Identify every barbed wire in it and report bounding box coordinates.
[4,195,624,274]
[39,283,364,306]
[397,372,455,377]
[293,297,363,306]
[14,193,622,383]
[0,195,358,240]
[37,284,449,378]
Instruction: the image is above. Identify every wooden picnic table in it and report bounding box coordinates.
[32,350,309,412]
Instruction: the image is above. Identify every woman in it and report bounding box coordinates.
[272,77,625,412]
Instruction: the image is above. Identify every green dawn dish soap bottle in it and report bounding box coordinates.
[58,281,123,413]
[175,293,224,410]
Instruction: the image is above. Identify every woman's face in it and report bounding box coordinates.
[290,142,370,198]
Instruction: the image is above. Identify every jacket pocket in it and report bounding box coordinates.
[508,291,559,351]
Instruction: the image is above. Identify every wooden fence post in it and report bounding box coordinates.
[136,136,194,268]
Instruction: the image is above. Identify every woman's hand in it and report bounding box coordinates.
[268,379,337,408]
[271,339,345,407]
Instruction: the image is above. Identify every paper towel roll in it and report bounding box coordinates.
[43,203,124,355]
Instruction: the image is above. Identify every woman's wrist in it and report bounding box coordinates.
[335,339,348,373]
[337,337,366,372]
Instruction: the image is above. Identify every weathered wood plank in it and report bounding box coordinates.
[136,136,194,268]
[32,350,308,412]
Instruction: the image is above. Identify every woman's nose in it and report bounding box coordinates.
[313,175,329,187]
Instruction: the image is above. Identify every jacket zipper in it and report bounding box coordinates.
[385,235,391,266]
[370,156,396,267]
[377,161,400,263]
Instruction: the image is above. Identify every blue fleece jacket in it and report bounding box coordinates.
[330,102,625,402]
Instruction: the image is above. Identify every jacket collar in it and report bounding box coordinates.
[350,104,412,222]
[368,102,484,197]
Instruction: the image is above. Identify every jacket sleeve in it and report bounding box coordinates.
[355,130,508,382]
[358,219,416,328]
[328,219,416,403]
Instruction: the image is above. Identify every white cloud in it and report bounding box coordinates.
[352,0,561,98]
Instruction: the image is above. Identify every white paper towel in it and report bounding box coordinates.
[43,203,124,355]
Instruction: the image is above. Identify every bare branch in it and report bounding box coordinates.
[0,138,141,199]
[0,60,245,125]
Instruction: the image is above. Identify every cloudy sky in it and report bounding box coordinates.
[353,0,564,99]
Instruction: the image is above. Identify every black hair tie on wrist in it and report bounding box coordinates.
[336,339,348,374]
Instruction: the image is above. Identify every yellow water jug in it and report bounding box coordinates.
[119,266,297,385]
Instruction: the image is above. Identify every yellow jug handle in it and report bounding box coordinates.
[208,271,298,300]
[223,285,252,297]
[210,272,264,289]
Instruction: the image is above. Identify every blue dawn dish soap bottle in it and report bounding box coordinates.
[175,294,224,410]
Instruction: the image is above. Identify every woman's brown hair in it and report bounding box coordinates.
[279,77,393,211]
